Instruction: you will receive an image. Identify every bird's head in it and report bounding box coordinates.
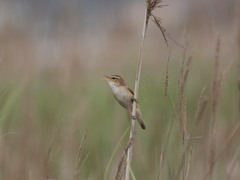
[102,75,126,87]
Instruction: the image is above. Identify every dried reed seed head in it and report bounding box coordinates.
[212,35,222,116]
[182,56,192,85]
[164,48,171,97]
[144,0,169,46]
[152,15,168,46]
[75,130,88,166]
[115,136,135,180]
[178,56,192,102]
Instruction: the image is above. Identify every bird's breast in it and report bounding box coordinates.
[110,85,132,108]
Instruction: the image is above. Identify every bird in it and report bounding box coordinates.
[102,75,146,130]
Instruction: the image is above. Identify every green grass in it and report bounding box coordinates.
[0,57,239,180]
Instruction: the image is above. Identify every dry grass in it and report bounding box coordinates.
[207,35,221,180]
[177,53,192,180]
[73,130,88,179]
[115,136,135,180]
[125,1,168,179]
[206,35,236,180]
[164,48,171,97]
[0,1,239,180]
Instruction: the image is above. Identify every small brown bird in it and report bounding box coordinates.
[102,75,146,129]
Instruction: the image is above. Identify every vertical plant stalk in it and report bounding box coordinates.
[125,7,148,180]
[226,144,240,180]
[74,130,88,179]
[185,147,193,180]
[202,123,240,180]
[164,48,171,97]
[208,35,220,180]
[237,0,240,121]
[125,1,168,179]
[203,35,233,180]
[178,56,192,180]
[175,87,207,180]
[158,50,172,180]
[116,136,135,180]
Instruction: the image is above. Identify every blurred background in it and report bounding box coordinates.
[0,0,239,179]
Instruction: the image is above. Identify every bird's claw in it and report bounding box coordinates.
[132,98,138,103]
[131,115,136,120]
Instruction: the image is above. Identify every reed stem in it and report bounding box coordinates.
[125,7,148,180]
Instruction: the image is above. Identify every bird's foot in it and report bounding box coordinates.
[131,115,136,120]
[132,98,138,103]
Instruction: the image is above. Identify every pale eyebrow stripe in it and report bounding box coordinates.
[112,75,121,79]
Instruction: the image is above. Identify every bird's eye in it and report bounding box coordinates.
[112,77,116,79]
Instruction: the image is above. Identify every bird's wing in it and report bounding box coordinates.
[128,87,140,108]
[128,87,134,95]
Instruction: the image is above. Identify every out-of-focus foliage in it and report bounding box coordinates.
[0,0,239,180]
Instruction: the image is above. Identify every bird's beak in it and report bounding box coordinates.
[101,75,111,81]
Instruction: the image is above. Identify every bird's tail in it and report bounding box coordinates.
[136,108,146,130]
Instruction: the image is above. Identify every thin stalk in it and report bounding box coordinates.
[236,0,240,121]
[178,56,192,180]
[208,35,220,180]
[125,7,148,180]
[125,1,168,179]
[158,111,175,180]
[202,123,240,180]
[226,145,240,180]
[104,127,129,180]
[186,147,193,180]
